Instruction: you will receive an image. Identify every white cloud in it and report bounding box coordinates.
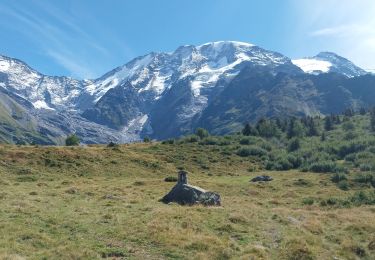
[292,0,375,71]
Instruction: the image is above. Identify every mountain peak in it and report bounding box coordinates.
[197,41,255,49]
[292,51,367,77]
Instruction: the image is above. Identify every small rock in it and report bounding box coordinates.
[251,175,273,182]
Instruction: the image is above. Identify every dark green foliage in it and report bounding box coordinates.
[183,135,199,143]
[65,134,80,146]
[302,198,314,205]
[199,136,218,145]
[320,132,326,141]
[359,107,367,115]
[287,118,306,138]
[256,118,280,138]
[331,173,347,183]
[164,176,178,182]
[143,136,151,143]
[242,123,258,136]
[337,180,350,191]
[107,142,119,148]
[370,107,375,131]
[236,146,267,157]
[353,173,373,184]
[288,138,300,152]
[195,128,209,139]
[308,161,344,173]
[239,137,257,145]
[161,139,175,144]
[324,116,333,131]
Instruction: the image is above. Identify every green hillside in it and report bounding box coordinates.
[0,112,374,259]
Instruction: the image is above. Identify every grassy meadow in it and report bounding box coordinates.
[0,113,375,259]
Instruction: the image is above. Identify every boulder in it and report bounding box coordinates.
[161,171,221,206]
[251,175,273,182]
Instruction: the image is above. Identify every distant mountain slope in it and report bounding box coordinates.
[292,52,367,77]
[0,41,374,144]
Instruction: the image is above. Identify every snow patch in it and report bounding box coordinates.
[292,59,332,73]
[33,100,54,110]
[0,60,10,72]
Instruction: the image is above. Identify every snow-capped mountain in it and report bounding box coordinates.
[0,41,374,144]
[0,55,94,111]
[81,41,301,139]
[292,52,367,77]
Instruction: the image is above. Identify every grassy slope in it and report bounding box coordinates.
[0,141,374,259]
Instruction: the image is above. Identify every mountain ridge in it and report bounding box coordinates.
[0,41,374,144]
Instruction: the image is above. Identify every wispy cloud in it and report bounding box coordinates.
[292,0,375,71]
[0,0,135,78]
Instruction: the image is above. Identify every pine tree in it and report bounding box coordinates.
[287,118,306,138]
[242,123,258,136]
[324,116,333,131]
[359,107,367,115]
[307,117,319,136]
[195,128,209,139]
[65,134,80,146]
[370,107,375,131]
[321,131,326,141]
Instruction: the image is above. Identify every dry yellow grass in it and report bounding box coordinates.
[0,143,374,259]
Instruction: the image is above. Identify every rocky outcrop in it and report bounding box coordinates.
[251,175,273,182]
[161,171,221,206]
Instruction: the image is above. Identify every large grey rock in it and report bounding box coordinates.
[161,171,221,206]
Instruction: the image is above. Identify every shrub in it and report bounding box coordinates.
[199,137,218,145]
[308,161,341,173]
[195,128,209,139]
[162,139,175,144]
[331,173,347,183]
[236,146,267,157]
[143,136,151,143]
[302,198,314,205]
[184,135,199,143]
[337,142,367,158]
[288,138,300,152]
[164,176,178,182]
[239,137,256,145]
[65,134,80,146]
[349,191,375,206]
[337,180,350,191]
[353,173,373,184]
[287,154,303,168]
[107,142,119,148]
[359,163,373,171]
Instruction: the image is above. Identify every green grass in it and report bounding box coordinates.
[0,143,374,259]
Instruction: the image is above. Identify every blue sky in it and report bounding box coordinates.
[0,0,374,78]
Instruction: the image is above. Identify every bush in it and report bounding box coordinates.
[308,161,341,173]
[302,198,314,205]
[107,142,119,148]
[195,128,209,139]
[331,173,347,183]
[287,154,303,168]
[239,137,256,145]
[199,137,218,145]
[143,136,151,143]
[353,173,373,184]
[337,180,350,191]
[236,146,267,157]
[65,134,80,146]
[164,176,178,182]
[359,163,373,171]
[288,138,300,152]
[184,135,199,143]
[161,139,175,144]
